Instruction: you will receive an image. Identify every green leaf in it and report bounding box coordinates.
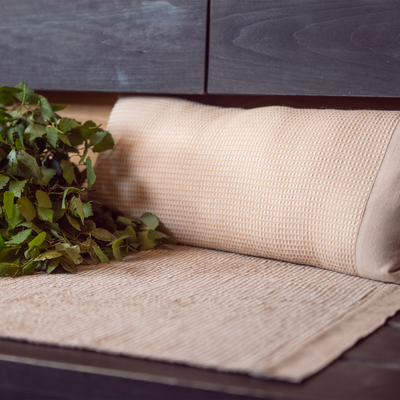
[81,219,96,233]
[39,95,56,121]
[9,180,26,198]
[35,190,52,208]
[37,206,54,222]
[91,228,116,242]
[37,250,63,261]
[19,221,43,235]
[7,229,32,245]
[0,263,21,277]
[6,127,15,145]
[51,104,68,112]
[24,246,40,259]
[7,148,17,172]
[0,86,22,94]
[64,245,82,264]
[8,110,23,120]
[86,156,96,188]
[74,197,85,224]
[59,255,77,273]
[17,197,36,222]
[140,213,159,230]
[17,150,43,182]
[32,108,46,125]
[108,235,135,261]
[3,191,15,221]
[22,260,38,275]
[46,126,58,148]
[0,92,13,106]
[59,117,81,133]
[67,130,85,147]
[92,131,114,153]
[117,225,137,241]
[56,242,70,252]
[81,202,93,218]
[60,159,77,184]
[138,231,158,251]
[41,168,57,186]
[66,214,80,231]
[47,257,60,273]
[0,247,20,263]
[15,140,23,152]
[9,205,24,228]
[62,188,69,209]
[89,130,108,147]
[52,202,66,222]
[25,123,47,140]
[116,216,136,228]
[93,245,110,264]
[58,133,72,146]
[28,231,46,248]
[79,121,100,140]
[0,174,10,190]
[111,239,123,261]
[0,148,7,161]
[147,230,172,241]
[15,81,38,105]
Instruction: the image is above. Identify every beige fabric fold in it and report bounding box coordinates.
[91,97,400,282]
[1,245,400,382]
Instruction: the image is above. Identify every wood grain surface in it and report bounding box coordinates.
[208,0,400,96]
[0,0,207,93]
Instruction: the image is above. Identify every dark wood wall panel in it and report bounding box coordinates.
[0,0,207,93]
[208,1,400,96]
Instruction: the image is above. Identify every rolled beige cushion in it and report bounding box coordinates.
[91,97,400,283]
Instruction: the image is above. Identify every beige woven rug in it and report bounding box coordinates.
[1,244,400,382]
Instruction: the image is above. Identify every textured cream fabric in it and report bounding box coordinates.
[1,245,400,382]
[3,98,400,382]
[92,97,400,280]
[356,121,400,283]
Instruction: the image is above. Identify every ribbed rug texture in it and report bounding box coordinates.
[2,245,400,382]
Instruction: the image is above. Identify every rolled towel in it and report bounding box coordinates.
[91,97,400,283]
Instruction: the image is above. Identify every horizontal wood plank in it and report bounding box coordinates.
[208,0,400,96]
[0,0,207,93]
[1,337,400,400]
[343,324,400,364]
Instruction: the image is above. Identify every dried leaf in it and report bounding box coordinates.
[17,197,36,222]
[91,228,116,242]
[67,214,81,231]
[35,190,52,208]
[37,250,63,261]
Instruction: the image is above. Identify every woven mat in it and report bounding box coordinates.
[2,244,400,382]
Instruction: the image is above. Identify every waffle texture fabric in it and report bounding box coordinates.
[92,97,400,283]
[1,245,400,382]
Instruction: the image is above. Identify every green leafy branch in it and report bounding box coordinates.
[0,82,175,277]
